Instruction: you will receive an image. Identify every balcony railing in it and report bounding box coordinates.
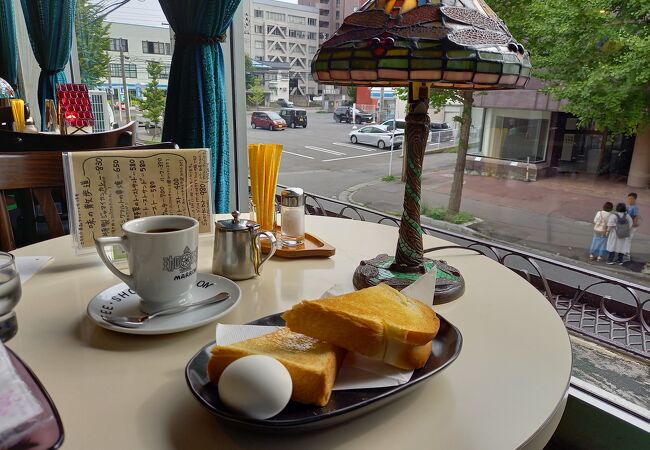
[279,185,650,361]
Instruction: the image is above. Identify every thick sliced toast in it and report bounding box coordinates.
[282,283,439,369]
[208,328,346,406]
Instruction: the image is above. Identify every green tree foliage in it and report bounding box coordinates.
[245,54,255,90]
[247,77,265,107]
[140,61,166,130]
[394,87,462,113]
[75,0,110,88]
[347,86,357,103]
[490,0,650,134]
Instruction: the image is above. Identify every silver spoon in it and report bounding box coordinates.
[101,292,231,328]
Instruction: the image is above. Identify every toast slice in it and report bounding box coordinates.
[282,283,439,369]
[208,327,346,407]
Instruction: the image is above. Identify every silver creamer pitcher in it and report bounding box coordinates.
[212,211,277,280]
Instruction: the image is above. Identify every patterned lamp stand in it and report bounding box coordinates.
[312,0,531,301]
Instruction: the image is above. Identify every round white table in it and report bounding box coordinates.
[8,215,571,449]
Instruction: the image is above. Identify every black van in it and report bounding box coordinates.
[279,108,308,128]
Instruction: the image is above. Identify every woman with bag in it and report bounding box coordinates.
[590,202,613,261]
[606,203,633,265]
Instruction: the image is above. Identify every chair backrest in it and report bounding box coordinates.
[0,121,136,151]
[0,152,66,251]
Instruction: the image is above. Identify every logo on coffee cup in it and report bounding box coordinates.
[163,246,198,273]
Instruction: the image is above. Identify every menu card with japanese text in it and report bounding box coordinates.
[64,148,213,250]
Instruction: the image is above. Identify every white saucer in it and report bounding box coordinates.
[87,273,241,335]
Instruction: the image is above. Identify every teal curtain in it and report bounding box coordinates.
[0,0,18,88]
[158,0,241,213]
[20,0,76,130]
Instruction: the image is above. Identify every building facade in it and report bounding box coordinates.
[296,0,364,103]
[250,60,291,104]
[243,0,320,98]
[101,22,173,99]
[453,78,640,185]
[298,0,362,41]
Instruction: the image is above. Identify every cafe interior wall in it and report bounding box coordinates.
[12,0,80,130]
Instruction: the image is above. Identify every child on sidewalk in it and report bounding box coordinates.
[590,202,613,261]
[606,203,633,265]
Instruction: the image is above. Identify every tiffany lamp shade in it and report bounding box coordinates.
[312,0,531,300]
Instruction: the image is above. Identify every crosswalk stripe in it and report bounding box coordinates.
[304,145,346,156]
[323,149,399,162]
[332,142,376,152]
[283,151,314,159]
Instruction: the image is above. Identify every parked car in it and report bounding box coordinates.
[276,98,294,108]
[333,106,374,124]
[430,122,454,142]
[251,111,286,130]
[381,119,406,131]
[349,124,404,149]
[279,108,307,128]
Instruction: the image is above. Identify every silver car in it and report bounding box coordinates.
[349,125,404,149]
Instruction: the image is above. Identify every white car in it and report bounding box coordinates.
[349,124,404,149]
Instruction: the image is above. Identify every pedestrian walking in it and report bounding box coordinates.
[606,203,633,265]
[589,201,613,261]
[624,192,641,262]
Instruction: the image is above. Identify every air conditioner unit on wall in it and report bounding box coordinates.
[88,90,112,132]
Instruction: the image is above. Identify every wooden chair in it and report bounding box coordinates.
[0,143,179,251]
[0,152,65,251]
[0,121,137,151]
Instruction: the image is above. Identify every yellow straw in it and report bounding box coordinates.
[248,143,283,230]
[10,99,25,132]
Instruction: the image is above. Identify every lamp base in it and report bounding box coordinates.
[353,254,465,304]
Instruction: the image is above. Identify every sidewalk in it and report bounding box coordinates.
[348,160,650,280]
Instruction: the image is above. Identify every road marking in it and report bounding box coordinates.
[283,151,314,159]
[332,142,376,152]
[323,149,399,162]
[304,145,346,156]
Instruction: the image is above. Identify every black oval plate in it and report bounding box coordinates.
[185,312,462,432]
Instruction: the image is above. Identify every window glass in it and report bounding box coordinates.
[254,9,263,18]
[469,108,550,163]
[109,63,137,78]
[254,25,263,34]
[142,41,170,55]
[109,38,128,52]
[266,11,285,21]
[308,18,317,26]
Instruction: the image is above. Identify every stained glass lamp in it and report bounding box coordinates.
[312,0,531,300]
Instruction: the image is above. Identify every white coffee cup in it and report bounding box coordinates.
[95,215,199,313]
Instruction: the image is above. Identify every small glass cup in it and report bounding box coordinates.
[0,252,22,342]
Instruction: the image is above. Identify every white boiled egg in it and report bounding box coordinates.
[218,355,293,420]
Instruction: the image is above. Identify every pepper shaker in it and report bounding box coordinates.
[280,188,305,247]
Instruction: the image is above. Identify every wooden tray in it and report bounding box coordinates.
[261,227,335,258]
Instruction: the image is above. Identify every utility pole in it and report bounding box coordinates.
[106,51,114,107]
[119,40,131,122]
[379,87,385,123]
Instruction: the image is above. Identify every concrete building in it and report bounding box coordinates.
[298,0,362,41]
[100,22,173,100]
[243,0,319,98]
[250,59,291,104]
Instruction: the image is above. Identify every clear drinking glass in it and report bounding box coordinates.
[0,252,22,342]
